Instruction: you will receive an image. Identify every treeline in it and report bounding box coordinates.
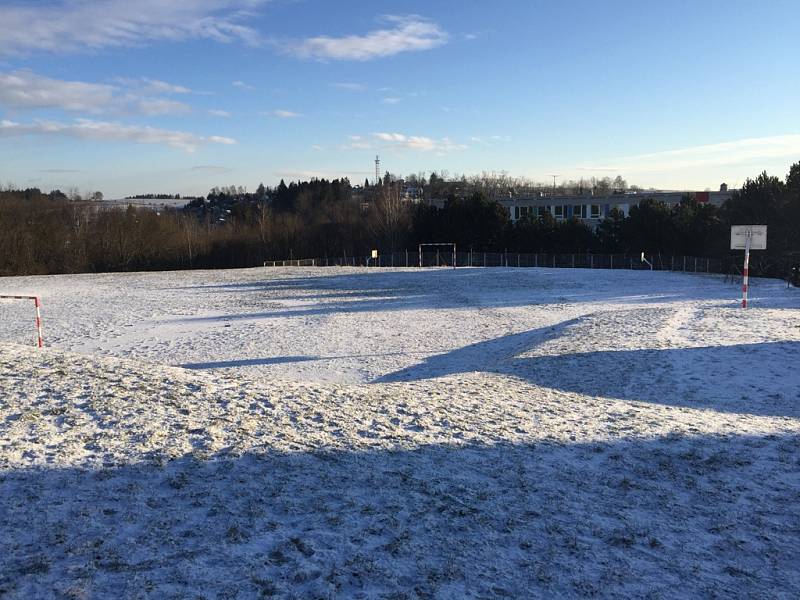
[0,164,798,277]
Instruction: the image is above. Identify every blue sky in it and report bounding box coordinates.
[1,0,799,198]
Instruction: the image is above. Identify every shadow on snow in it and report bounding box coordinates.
[168,269,772,324]
[2,434,799,598]
[376,319,800,418]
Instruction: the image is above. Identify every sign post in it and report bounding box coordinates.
[730,225,767,308]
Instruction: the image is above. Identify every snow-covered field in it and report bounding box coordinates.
[1,267,799,598]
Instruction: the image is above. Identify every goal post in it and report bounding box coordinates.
[418,243,457,268]
[0,295,43,348]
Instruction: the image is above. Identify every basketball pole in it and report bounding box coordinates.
[742,231,751,309]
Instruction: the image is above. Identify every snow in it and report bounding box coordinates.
[1,266,799,598]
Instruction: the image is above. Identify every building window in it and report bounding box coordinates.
[514,206,520,220]
[573,205,586,219]
[538,206,550,217]
[590,204,601,219]
[554,205,564,219]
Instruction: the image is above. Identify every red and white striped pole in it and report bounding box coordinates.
[742,232,751,309]
[34,296,43,347]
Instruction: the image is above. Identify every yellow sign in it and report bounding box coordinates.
[371,250,378,259]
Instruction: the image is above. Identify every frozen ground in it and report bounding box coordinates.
[1,267,799,598]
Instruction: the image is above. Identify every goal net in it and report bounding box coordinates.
[418,243,457,268]
[0,295,43,347]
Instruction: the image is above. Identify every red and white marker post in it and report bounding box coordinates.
[0,295,44,347]
[730,225,767,310]
[741,233,751,309]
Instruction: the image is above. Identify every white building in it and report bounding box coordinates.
[428,188,735,226]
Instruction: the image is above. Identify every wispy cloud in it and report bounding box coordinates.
[0,0,266,56]
[113,77,193,95]
[340,135,373,150]
[340,132,466,153]
[208,109,232,118]
[190,165,234,174]
[39,169,81,174]
[133,98,192,116]
[0,118,236,152]
[469,135,512,146]
[0,70,192,116]
[578,135,800,173]
[373,132,466,153]
[287,15,448,61]
[331,82,367,91]
[382,97,402,105]
[232,80,255,91]
[265,110,303,118]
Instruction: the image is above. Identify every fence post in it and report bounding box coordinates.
[571,254,575,268]
[694,257,697,272]
[484,252,487,267]
[608,254,611,270]
[535,254,538,268]
[553,255,556,268]
[517,254,520,268]
[683,256,686,271]
[436,249,440,266]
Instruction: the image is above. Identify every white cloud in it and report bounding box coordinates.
[311,145,325,151]
[0,71,116,113]
[469,135,512,146]
[578,135,800,173]
[0,70,191,115]
[0,0,266,56]
[0,118,236,152]
[208,135,237,145]
[340,135,373,150]
[332,82,367,91]
[265,110,303,118]
[114,77,193,95]
[232,80,256,91]
[373,132,466,153]
[208,109,232,118]
[134,97,192,116]
[382,97,402,104]
[287,15,448,61]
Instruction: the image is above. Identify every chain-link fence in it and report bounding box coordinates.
[265,251,799,282]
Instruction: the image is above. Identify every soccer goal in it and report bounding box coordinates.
[0,295,43,347]
[419,243,457,268]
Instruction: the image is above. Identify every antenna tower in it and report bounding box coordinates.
[375,155,381,185]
